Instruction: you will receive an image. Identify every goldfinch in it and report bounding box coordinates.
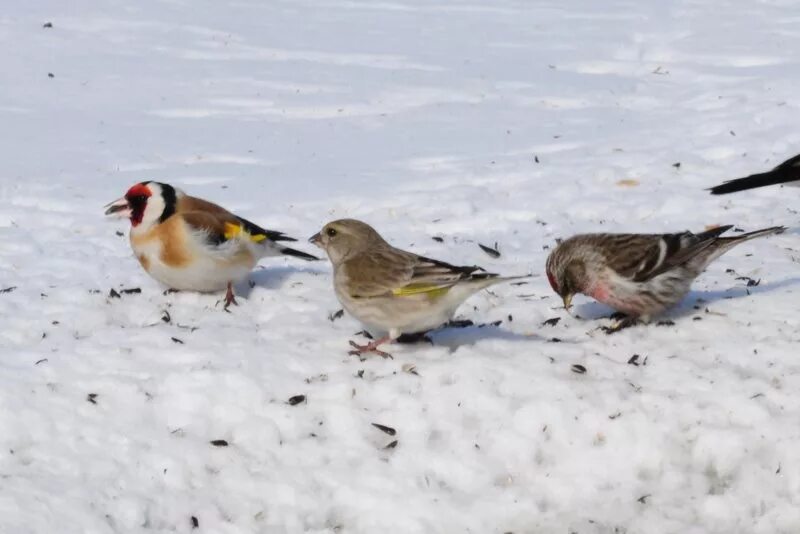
[709,153,800,194]
[309,219,525,358]
[105,181,317,308]
[545,225,784,332]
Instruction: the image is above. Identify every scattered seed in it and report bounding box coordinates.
[402,363,419,375]
[535,155,540,163]
[171,337,184,344]
[372,423,396,436]
[328,309,344,322]
[87,393,98,404]
[571,364,587,374]
[627,354,640,366]
[0,286,17,294]
[510,281,528,286]
[356,370,364,378]
[750,393,764,399]
[355,330,373,339]
[549,337,562,343]
[776,464,781,475]
[35,358,48,365]
[447,319,474,328]
[432,236,444,242]
[120,287,141,295]
[608,412,622,420]
[115,231,123,237]
[384,440,398,449]
[161,310,171,323]
[656,320,675,326]
[542,317,560,327]
[637,494,651,504]
[47,72,54,78]
[287,395,306,406]
[396,332,432,344]
[108,289,121,299]
[43,22,53,28]
[191,516,199,529]
[672,162,681,169]
[210,439,228,447]
[478,242,501,258]
[507,314,513,322]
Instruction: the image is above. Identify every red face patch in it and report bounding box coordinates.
[546,269,559,293]
[124,183,152,226]
[125,183,152,200]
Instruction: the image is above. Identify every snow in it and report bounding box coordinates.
[2,0,800,532]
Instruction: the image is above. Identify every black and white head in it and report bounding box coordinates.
[104,181,178,229]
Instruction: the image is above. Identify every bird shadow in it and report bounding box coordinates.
[572,275,800,323]
[236,264,326,297]
[392,320,534,351]
[679,275,800,310]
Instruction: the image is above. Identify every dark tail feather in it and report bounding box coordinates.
[279,246,319,261]
[709,153,800,194]
[720,225,786,243]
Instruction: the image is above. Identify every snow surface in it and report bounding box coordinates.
[2,0,800,532]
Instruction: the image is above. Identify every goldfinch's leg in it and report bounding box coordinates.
[223,282,238,310]
[348,337,392,359]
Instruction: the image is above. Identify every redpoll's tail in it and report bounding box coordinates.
[718,225,786,244]
[709,153,800,194]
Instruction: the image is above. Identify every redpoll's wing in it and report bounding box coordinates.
[709,153,800,194]
[344,249,493,298]
[604,226,733,282]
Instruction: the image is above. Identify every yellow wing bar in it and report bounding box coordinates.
[224,222,267,243]
[391,284,451,298]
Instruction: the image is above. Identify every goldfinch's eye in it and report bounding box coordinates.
[326,227,337,237]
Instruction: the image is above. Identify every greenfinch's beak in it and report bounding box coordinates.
[308,232,322,246]
[562,294,573,311]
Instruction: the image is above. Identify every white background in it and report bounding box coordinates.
[1,0,799,532]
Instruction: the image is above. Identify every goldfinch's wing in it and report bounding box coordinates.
[345,249,494,298]
[178,195,298,243]
[180,211,248,246]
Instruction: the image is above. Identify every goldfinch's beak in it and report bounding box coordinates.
[308,232,322,246]
[104,197,131,218]
[562,294,573,311]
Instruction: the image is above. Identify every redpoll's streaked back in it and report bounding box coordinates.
[545,225,785,323]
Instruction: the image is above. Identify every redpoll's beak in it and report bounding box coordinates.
[104,197,131,218]
[308,232,322,247]
[562,294,573,311]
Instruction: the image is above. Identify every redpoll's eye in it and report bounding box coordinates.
[326,227,337,238]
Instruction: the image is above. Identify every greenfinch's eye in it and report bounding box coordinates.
[326,227,337,237]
